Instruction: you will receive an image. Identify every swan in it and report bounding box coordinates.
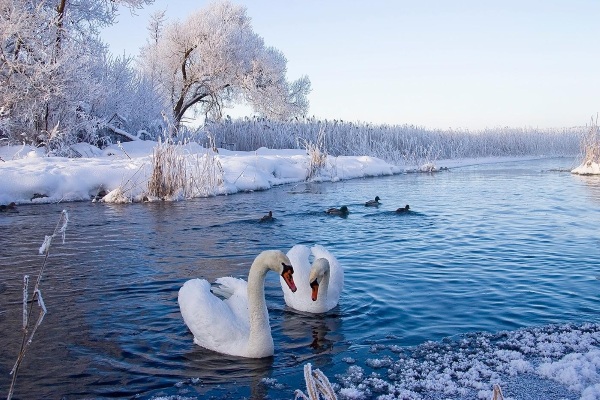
[178,250,297,358]
[365,196,381,207]
[280,245,343,313]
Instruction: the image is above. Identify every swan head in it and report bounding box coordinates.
[308,258,330,301]
[260,250,297,292]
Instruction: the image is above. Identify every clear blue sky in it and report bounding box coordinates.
[102,0,600,130]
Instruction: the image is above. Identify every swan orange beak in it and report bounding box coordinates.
[310,279,319,301]
[281,263,297,292]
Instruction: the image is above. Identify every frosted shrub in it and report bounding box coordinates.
[186,135,224,197]
[571,117,600,175]
[581,120,600,166]
[302,127,328,180]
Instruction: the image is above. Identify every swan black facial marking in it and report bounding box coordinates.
[282,263,294,274]
[281,263,297,292]
[310,279,319,289]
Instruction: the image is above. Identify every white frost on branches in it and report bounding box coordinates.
[139,0,310,126]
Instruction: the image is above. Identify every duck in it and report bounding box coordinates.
[396,205,410,213]
[178,250,297,358]
[280,244,344,313]
[0,202,16,212]
[365,196,381,207]
[259,211,273,222]
[325,205,349,215]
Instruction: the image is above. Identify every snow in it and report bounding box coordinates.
[0,141,405,205]
[335,323,600,400]
[571,160,600,175]
[0,141,563,206]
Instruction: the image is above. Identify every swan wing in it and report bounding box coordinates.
[311,244,344,308]
[282,244,312,309]
[178,278,249,356]
[214,276,250,328]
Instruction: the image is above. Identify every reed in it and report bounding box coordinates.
[7,210,69,400]
[204,117,581,167]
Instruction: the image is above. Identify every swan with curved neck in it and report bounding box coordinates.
[178,250,297,358]
[281,244,343,313]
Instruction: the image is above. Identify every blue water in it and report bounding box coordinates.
[0,157,598,399]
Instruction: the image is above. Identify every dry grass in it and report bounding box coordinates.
[147,139,187,200]
[147,135,224,200]
[8,210,69,400]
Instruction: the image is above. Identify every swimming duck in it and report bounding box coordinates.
[396,205,410,213]
[365,196,381,207]
[259,211,273,222]
[326,205,349,215]
[0,202,16,212]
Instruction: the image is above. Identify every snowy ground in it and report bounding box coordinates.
[330,322,600,400]
[0,141,402,205]
[572,160,600,175]
[0,141,577,206]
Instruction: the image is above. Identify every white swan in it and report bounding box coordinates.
[178,250,297,358]
[280,244,343,313]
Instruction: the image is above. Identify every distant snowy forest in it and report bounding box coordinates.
[0,0,585,164]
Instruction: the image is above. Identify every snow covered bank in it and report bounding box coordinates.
[0,141,402,205]
[333,322,600,400]
[0,141,577,206]
[571,160,600,175]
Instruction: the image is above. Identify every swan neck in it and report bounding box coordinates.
[319,270,331,302]
[246,257,273,355]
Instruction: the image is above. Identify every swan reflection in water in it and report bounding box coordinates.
[277,307,346,367]
[181,345,273,399]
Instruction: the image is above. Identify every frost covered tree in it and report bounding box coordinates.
[0,0,63,140]
[1,0,161,149]
[139,0,310,127]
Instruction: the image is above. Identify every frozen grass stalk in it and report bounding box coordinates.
[7,210,69,400]
[295,363,337,400]
[492,383,504,400]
